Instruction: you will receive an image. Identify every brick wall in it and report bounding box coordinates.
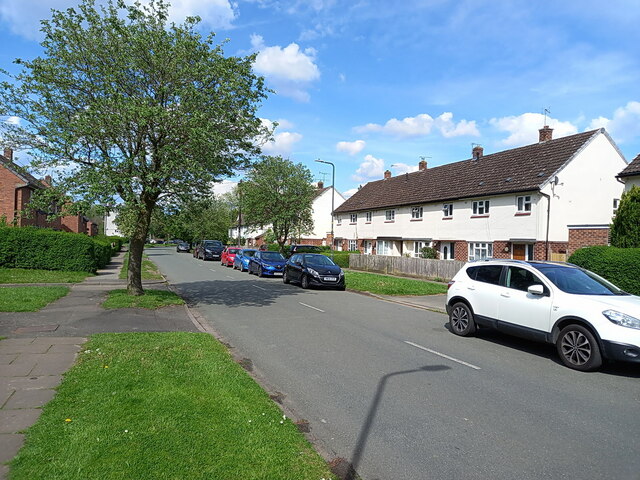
[533,241,569,261]
[0,166,19,223]
[454,241,468,261]
[568,227,609,256]
[492,241,511,259]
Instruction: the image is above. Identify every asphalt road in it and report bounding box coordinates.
[149,247,640,480]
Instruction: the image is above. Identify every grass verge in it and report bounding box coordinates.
[9,332,334,480]
[0,268,92,284]
[0,286,70,312]
[119,253,163,280]
[346,270,448,295]
[102,289,185,309]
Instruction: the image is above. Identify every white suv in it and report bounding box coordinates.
[446,260,640,371]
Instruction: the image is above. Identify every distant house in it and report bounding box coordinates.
[333,127,627,261]
[617,153,640,192]
[230,181,346,247]
[0,147,96,235]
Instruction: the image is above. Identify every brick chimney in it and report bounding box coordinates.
[3,147,13,161]
[539,125,553,142]
[472,145,483,160]
[317,181,324,189]
[418,159,427,171]
[383,170,391,179]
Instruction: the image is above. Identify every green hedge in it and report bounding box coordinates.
[0,227,120,273]
[568,246,640,295]
[323,250,359,268]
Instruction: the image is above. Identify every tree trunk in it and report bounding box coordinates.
[127,207,152,296]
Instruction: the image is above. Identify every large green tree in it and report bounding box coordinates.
[610,185,640,248]
[0,0,268,294]
[241,156,316,253]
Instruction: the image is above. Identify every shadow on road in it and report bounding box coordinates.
[345,364,451,480]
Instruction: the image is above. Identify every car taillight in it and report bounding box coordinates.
[447,280,455,290]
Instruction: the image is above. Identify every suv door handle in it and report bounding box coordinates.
[467,286,476,291]
[500,292,510,298]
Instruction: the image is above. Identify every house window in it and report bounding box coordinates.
[613,198,620,214]
[472,200,490,216]
[336,215,342,225]
[385,210,395,221]
[378,240,392,255]
[348,239,357,251]
[413,241,427,257]
[411,206,423,219]
[365,212,372,222]
[516,195,532,213]
[443,203,453,218]
[350,213,357,223]
[365,241,373,254]
[468,242,493,261]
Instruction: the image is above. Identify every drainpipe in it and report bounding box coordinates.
[539,191,551,261]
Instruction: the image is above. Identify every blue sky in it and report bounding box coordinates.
[1,0,639,197]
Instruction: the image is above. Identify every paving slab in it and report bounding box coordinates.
[0,409,42,433]
[0,433,24,463]
[4,388,56,409]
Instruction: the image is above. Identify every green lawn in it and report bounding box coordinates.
[9,333,334,480]
[119,254,164,280]
[0,268,92,284]
[346,270,448,295]
[0,286,70,312]
[102,289,185,309]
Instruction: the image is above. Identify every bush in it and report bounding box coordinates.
[0,227,119,273]
[610,185,640,248]
[568,245,640,295]
[323,250,359,268]
[419,246,438,259]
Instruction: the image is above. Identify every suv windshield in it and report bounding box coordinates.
[533,264,626,296]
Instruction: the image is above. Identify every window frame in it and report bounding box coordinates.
[472,200,490,216]
[348,239,358,251]
[443,203,454,218]
[516,195,532,213]
[468,242,493,261]
[411,206,423,220]
[385,209,395,222]
[350,213,358,224]
[365,211,373,222]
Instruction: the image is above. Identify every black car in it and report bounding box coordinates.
[283,253,345,290]
[176,241,191,253]
[285,244,323,258]
[197,240,224,261]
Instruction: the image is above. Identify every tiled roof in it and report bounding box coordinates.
[618,153,640,177]
[0,154,43,188]
[335,129,601,214]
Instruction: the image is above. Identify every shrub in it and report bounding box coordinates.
[568,245,640,295]
[610,185,640,248]
[0,227,118,273]
[419,246,438,259]
[323,250,359,268]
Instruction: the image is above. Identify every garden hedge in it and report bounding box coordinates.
[568,245,640,295]
[0,227,122,273]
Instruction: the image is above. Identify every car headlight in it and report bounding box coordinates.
[307,268,320,277]
[603,310,640,330]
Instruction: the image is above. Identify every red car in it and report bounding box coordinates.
[221,246,241,267]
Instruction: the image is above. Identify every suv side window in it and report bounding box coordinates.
[505,267,547,293]
[467,265,502,285]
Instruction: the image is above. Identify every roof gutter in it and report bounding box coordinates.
[539,191,551,261]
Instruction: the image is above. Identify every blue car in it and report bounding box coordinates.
[248,251,287,277]
[233,248,257,272]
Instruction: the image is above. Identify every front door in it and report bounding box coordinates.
[513,244,526,260]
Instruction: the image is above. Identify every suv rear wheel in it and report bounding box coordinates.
[556,324,602,371]
[449,302,476,336]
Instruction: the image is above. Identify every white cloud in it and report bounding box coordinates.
[490,113,578,147]
[355,112,479,138]
[390,163,418,174]
[587,101,640,143]
[342,187,359,199]
[251,34,320,102]
[212,179,237,196]
[352,154,385,182]
[0,0,236,41]
[259,118,302,155]
[4,116,20,125]
[336,140,365,156]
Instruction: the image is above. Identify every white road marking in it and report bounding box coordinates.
[254,285,267,291]
[225,275,234,279]
[209,269,216,272]
[404,341,481,370]
[299,302,325,313]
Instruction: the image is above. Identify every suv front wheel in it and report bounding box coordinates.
[449,302,476,336]
[556,324,602,371]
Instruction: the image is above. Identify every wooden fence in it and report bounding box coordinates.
[349,254,465,281]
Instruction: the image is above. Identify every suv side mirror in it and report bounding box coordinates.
[528,284,545,296]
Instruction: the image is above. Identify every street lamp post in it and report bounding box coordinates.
[315,159,335,258]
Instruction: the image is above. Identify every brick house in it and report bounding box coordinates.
[0,148,96,235]
[333,127,627,261]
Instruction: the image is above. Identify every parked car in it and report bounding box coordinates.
[221,246,241,267]
[176,241,190,253]
[446,259,640,371]
[248,251,287,277]
[283,253,345,290]
[197,240,224,261]
[233,248,257,272]
[284,244,322,258]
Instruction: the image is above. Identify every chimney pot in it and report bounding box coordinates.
[472,145,483,160]
[418,159,427,171]
[539,125,553,142]
[384,170,391,179]
[3,147,13,161]
[317,181,324,189]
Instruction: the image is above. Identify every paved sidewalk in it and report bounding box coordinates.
[0,251,202,479]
